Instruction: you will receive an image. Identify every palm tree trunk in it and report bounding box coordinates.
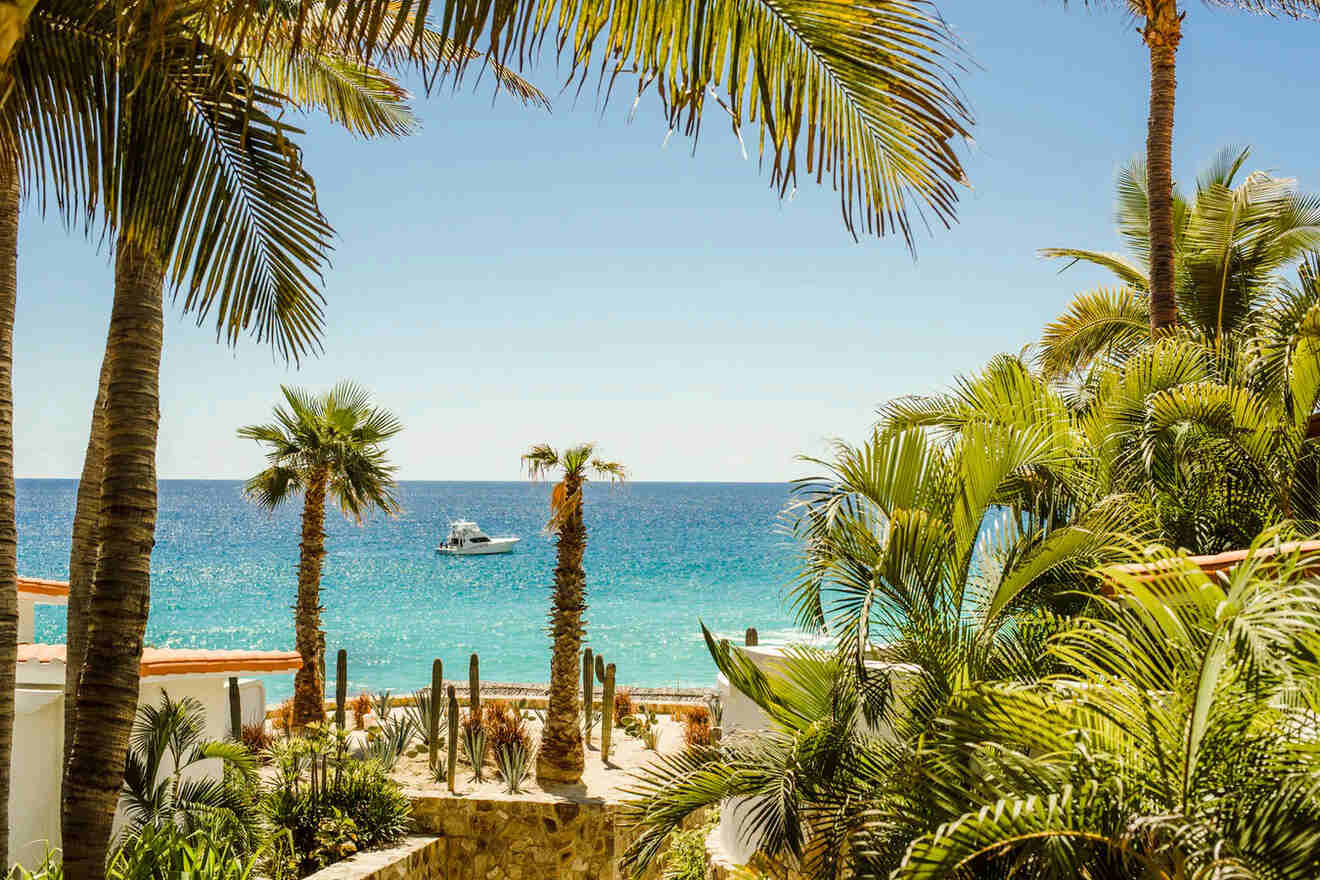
[292,466,329,729]
[537,474,587,784]
[63,352,111,770]
[61,237,164,880]
[1143,0,1181,333]
[0,144,21,871]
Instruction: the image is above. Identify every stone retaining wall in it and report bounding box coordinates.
[409,792,706,880]
[304,836,445,880]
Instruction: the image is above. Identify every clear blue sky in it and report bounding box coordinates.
[14,2,1320,482]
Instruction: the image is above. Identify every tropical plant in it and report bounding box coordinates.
[262,731,410,875]
[118,693,260,851]
[55,5,356,869]
[239,383,403,728]
[50,7,542,871]
[621,705,661,751]
[6,845,62,880]
[1039,145,1320,378]
[1058,2,1320,333]
[240,723,274,759]
[522,443,626,783]
[623,641,895,878]
[894,529,1320,880]
[107,821,268,880]
[680,706,710,747]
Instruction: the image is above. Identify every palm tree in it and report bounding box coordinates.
[522,443,625,784]
[49,7,543,870]
[57,15,346,874]
[239,383,403,729]
[119,692,260,852]
[1064,3,1320,332]
[620,392,1124,874]
[895,529,1320,880]
[1039,145,1320,378]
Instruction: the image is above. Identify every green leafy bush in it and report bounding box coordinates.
[262,733,410,877]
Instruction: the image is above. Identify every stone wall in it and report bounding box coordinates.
[409,792,706,880]
[304,836,445,880]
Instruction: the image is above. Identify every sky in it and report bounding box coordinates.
[13,2,1320,482]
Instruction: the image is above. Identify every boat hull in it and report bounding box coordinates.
[435,537,520,555]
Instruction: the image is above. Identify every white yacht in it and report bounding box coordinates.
[436,520,520,555]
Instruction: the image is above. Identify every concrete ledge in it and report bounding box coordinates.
[303,836,444,880]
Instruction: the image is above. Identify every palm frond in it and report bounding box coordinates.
[429,0,974,246]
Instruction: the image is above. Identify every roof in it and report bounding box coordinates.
[17,644,302,677]
[1104,540,1320,594]
[18,577,69,601]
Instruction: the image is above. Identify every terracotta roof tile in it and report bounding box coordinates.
[17,644,301,677]
[18,577,69,599]
[1104,539,1320,594]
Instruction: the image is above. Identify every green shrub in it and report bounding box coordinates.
[262,738,410,876]
[109,822,264,880]
[7,846,62,880]
[657,825,709,880]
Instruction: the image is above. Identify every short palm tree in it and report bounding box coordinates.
[1061,3,1320,332]
[120,692,259,852]
[240,383,403,729]
[621,386,1124,876]
[897,529,1320,880]
[522,443,625,784]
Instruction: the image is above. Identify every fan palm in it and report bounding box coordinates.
[522,443,626,784]
[1061,3,1320,333]
[119,692,260,852]
[239,382,403,730]
[896,529,1320,880]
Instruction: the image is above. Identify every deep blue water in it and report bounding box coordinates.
[17,480,801,699]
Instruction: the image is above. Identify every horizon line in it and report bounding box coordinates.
[16,476,799,485]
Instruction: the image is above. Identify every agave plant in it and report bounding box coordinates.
[356,714,411,771]
[402,687,443,746]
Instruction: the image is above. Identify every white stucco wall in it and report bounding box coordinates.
[715,644,923,866]
[10,689,62,868]
[9,674,266,869]
[17,598,34,645]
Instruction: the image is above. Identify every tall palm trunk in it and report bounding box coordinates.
[62,237,163,880]
[292,465,329,728]
[64,353,110,769]
[0,145,20,871]
[1143,0,1181,333]
[538,473,587,784]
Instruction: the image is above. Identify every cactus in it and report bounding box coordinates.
[595,653,606,682]
[601,663,616,763]
[582,647,594,743]
[745,627,759,647]
[469,653,480,714]
[447,685,459,793]
[429,659,442,770]
[228,677,242,741]
[334,649,347,729]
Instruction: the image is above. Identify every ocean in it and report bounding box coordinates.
[16,480,802,700]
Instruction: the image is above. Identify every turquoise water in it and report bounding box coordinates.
[16,480,801,699]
